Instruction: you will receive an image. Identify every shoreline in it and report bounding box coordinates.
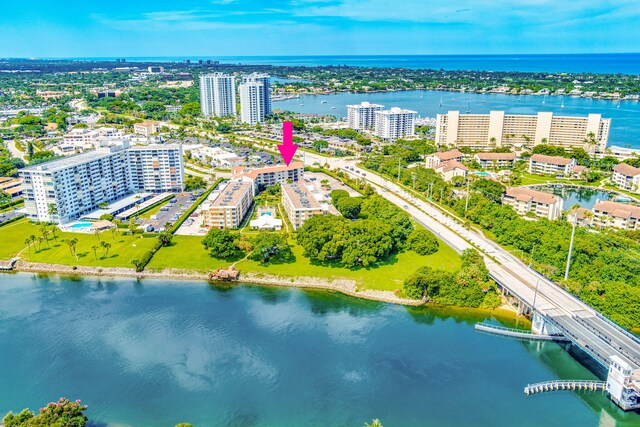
[12,260,517,314]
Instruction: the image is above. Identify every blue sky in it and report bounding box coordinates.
[1,0,639,57]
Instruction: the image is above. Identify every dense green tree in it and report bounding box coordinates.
[202,228,241,259]
[157,231,173,247]
[335,196,363,219]
[184,176,206,191]
[3,397,88,427]
[250,233,294,264]
[330,189,350,205]
[407,228,439,255]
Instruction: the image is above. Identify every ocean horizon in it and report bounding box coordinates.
[28,53,640,74]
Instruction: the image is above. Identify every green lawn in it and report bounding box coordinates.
[517,172,600,187]
[0,219,158,267]
[147,234,461,292]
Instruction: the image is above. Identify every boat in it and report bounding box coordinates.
[321,100,327,104]
[542,95,546,104]
[561,99,565,109]
[439,96,443,107]
[331,106,336,109]
[299,103,304,106]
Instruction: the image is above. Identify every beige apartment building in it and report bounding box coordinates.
[591,201,640,230]
[502,187,563,220]
[281,182,326,230]
[201,181,253,229]
[436,111,610,152]
[425,149,464,169]
[232,162,304,192]
[611,163,640,193]
[529,154,576,175]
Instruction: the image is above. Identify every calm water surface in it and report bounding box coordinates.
[1,273,639,427]
[275,90,640,148]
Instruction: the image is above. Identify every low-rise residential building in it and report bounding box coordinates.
[435,160,468,182]
[592,201,640,230]
[474,152,516,169]
[611,163,640,193]
[571,165,589,179]
[0,177,23,199]
[502,187,564,220]
[529,154,576,176]
[133,120,160,136]
[232,162,304,191]
[201,181,253,229]
[249,207,282,230]
[425,149,464,169]
[281,182,327,230]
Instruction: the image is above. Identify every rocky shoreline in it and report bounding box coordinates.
[14,260,426,307]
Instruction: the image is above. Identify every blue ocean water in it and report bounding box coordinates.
[78,54,640,74]
[1,274,639,426]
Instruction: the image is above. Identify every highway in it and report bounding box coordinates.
[298,150,640,370]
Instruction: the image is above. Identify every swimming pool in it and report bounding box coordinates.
[69,221,93,230]
[474,171,491,177]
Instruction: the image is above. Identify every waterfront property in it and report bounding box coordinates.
[436,110,610,152]
[374,107,417,139]
[474,152,516,169]
[528,154,576,176]
[201,181,254,229]
[232,162,304,192]
[19,141,184,223]
[611,163,640,193]
[591,200,640,230]
[425,149,464,169]
[502,187,563,220]
[347,101,384,130]
[281,181,328,230]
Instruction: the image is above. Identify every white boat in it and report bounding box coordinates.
[561,99,565,109]
[299,103,304,106]
[331,106,336,109]
[321,100,327,104]
[439,96,443,107]
[542,95,546,104]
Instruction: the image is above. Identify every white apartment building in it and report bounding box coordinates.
[502,187,564,220]
[374,107,417,139]
[474,152,517,169]
[529,154,576,175]
[592,201,640,230]
[20,142,183,223]
[281,182,327,230]
[434,161,468,182]
[243,73,271,116]
[201,181,253,229]
[425,149,464,169]
[239,81,266,125]
[611,163,640,193]
[347,102,384,130]
[199,73,237,118]
[436,111,610,152]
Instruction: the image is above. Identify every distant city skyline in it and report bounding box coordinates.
[1,0,640,57]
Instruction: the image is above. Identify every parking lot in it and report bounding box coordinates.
[138,193,198,232]
[0,208,24,224]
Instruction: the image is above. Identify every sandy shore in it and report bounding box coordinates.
[15,261,426,306]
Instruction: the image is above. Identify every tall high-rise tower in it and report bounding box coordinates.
[199,73,237,117]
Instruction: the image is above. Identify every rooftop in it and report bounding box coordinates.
[613,163,640,177]
[594,201,640,219]
[435,149,464,161]
[505,187,558,205]
[210,181,252,208]
[475,152,516,161]
[282,182,322,210]
[232,162,303,180]
[435,160,468,172]
[530,154,574,166]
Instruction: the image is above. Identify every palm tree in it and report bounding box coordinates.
[365,420,384,427]
[50,226,57,242]
[131,258,141,271]
[110,226,118,241]
[24,238,32,253]
[65,238,78,260]
[47,203,58,221]
[36,236,44,252]
[94,230,101,242]
[91,245,99,260]
[101,241,111,258]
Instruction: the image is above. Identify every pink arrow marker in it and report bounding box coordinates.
[277,121,298,166]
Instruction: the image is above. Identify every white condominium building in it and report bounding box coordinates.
[347,102,384,130]
[20,142,183,223]
[502,187,564,220]
[243,73,271,115]
[374,107,417,139]
[611,163,640,193]
[436,111,610,152]
[239,81,266,125]
[201,181,253,229]
[529,154,576,175]
[199,73,237,117]
[231,162,304,192]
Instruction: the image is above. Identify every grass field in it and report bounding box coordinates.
[147,234,461,291]
[516,172,600,187]
[0,219,158,267]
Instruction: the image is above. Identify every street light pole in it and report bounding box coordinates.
[529,244,536,267]
[532,279,540,313]
[564,213,577,281]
